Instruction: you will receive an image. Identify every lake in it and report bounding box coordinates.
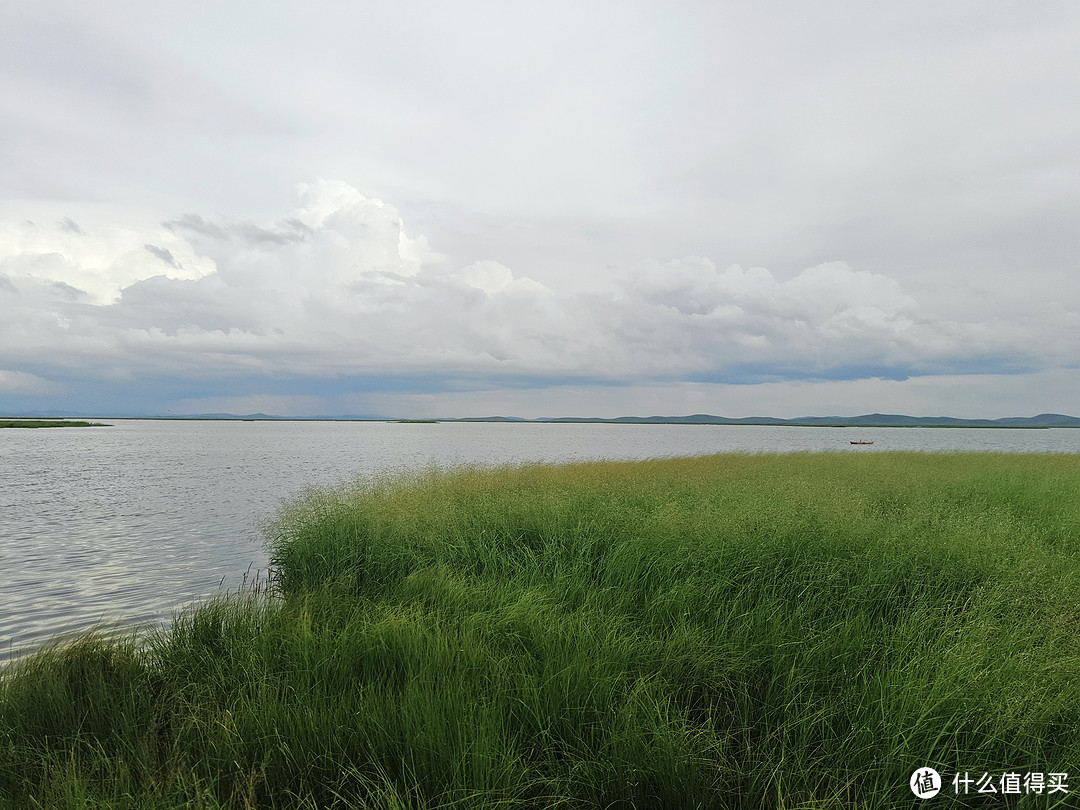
[3,419,1079,661]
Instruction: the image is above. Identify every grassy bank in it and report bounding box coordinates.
[0,420,108,428]
[2,452,1079,808]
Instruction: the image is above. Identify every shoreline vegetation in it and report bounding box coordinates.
[3,453,1080,808]
[0,420,109,429]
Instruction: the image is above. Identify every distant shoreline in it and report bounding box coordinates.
[4,416,1075,429]
[4,411,1079,428]
[0,420,109,429]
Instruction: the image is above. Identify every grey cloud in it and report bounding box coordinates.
[3,181,1076,406]
[113,274,268,335]
[233,221,307,245]
[59,217,83,234]
[164,214,309,246]
[280,218,313,234]
[0,14,155,117]
[144,244,178,267]
[165,214,228,240]
[49,281,86,301]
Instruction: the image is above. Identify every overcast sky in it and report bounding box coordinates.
[2,1,1078,418]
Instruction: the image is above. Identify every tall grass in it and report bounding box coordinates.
[2,452,1079,808]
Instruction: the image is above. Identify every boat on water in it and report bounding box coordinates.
[849,440,874,445]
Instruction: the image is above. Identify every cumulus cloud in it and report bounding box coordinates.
[611,257,1044,381]
[0,180,1074,415]
[0,220,214,304]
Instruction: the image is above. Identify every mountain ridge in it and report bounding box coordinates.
[447,412,1080,427]
[5,411,1079,427]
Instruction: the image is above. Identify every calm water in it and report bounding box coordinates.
[3,419,1079,661]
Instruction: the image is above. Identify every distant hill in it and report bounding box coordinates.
[442,412,1080,428]
[4,410,1078,427]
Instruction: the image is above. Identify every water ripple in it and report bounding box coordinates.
[3,420,1079,663]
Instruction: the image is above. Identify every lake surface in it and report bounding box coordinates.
[3,419,1079,661]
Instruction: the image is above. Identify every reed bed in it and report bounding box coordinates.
[0,420,107,428]
[2,452,1079,808]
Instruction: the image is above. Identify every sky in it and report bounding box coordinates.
[1,1,1078,419]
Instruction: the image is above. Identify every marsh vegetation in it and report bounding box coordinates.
[0,420,108,428]
[2,452,1079,808]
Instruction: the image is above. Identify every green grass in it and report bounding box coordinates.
[0,420,109,428]
[3,452,1080,808]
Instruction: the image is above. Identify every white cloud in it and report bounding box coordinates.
[0,220,215,304]
[615,257,1056,378]
[453,260,548,296]
[1,180,1076,416]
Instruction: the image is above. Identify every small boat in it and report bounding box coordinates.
[849,440,874,445]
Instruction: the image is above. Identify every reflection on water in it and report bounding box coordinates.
[3,419,1079,661]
